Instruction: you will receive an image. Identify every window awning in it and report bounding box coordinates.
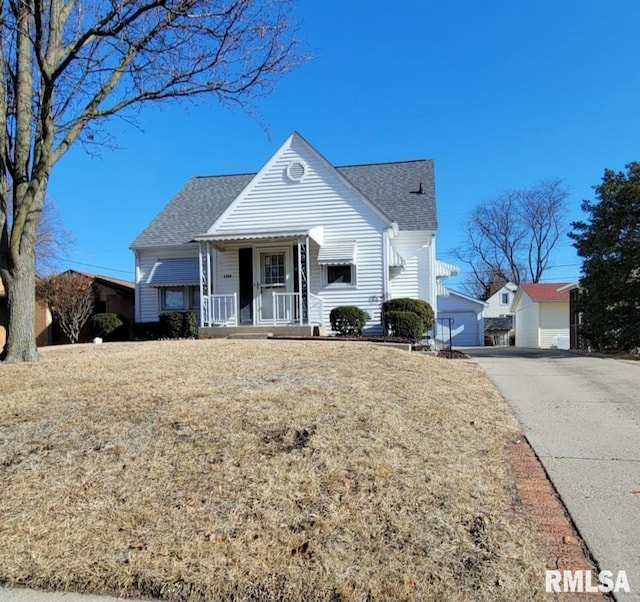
[317,241,356,265]
[146,258,199,287]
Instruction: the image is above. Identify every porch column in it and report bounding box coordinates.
[304,235,310,323]
[199,242,213,327]
[297,238,303,325]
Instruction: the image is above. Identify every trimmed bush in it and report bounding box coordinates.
[329,305,367,336]
[384,310,424,342]
[91,313,123,340]
[160,311,198,339]
[382,298,434,331]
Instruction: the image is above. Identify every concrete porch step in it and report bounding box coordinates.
[227,332,273,340]
[200,325,326,339]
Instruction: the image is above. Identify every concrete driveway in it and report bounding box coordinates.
[467,347,640,601]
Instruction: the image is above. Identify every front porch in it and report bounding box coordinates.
[196,230,327,330]
[199,324,326,339]
[200,290,324,328]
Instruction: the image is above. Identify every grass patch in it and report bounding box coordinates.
[1,340,551,600]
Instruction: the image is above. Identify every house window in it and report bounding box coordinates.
[500,292,509,305]
[160,286,199,311]
[324,264,354,286]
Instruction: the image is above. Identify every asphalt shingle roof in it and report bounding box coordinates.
[130,160,436,249]
[520,283,570,302]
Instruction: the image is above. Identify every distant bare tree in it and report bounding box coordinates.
[35,199,74,275]
[6,193,74,275]
[454,179,569,297]
[1,0,303,362]
[37,271,94,343]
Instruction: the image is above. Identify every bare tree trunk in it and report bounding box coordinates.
[1,260,39,362]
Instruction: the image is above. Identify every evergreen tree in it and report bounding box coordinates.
[570,163,640,351]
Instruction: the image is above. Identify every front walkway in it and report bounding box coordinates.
[467,347,640,602]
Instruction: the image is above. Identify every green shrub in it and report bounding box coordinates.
[384,310,424,342]
[91,313,123,339]
[160,311,198,339]
[329,305,368,335]
[382,298,434,331]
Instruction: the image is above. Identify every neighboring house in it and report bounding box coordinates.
[484,282,518,318]
[436,288,487,347]
[61,271,135,344]
[511,283,570,349]
[483,282,518,345]
[1,272,135,349]
[0,280,52,349]
[131,132,452,335]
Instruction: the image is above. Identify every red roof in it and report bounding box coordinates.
[520,282,570,302]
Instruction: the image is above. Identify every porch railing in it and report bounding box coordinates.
[273,292,300,324]
[205,293,237,326]
[308,292,323,325]
[272,292,324,326]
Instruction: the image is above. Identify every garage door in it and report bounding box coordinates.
[436,312,479,347]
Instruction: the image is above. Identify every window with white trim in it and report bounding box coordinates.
[500,292,509,305]
[323,264,355,286]
[160,286,200,311]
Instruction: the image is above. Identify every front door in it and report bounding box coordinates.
[257,248,288,322]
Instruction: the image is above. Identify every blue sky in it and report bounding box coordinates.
[47,0,640,290]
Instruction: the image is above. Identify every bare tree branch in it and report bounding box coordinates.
[454,180,569,297]
[1,0,304,361]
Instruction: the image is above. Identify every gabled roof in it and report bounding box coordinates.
[438,286,488,307]
[67,270,135,293]
[132,173,254,248]
[130,135,436,249]
[519,282,570,302]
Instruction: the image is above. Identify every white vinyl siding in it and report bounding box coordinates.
[136,246,200,322]
[388,232,436,311]
[514,295,539,348]
[539,302,570,348]
[514,296,570,349]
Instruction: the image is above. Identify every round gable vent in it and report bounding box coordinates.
[286,160,306,182]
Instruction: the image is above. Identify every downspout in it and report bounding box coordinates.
[429,232,437,341]
[382,229,390,332]
[133,249,141,323]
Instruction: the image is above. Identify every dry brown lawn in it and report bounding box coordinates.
[0,340,551,601]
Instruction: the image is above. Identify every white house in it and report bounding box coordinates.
[483,282,517,346]
[511,283,570,349]
[130,132,451,335]
[484,282,518,318]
